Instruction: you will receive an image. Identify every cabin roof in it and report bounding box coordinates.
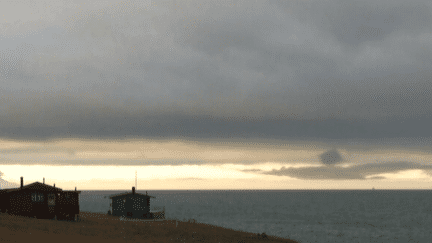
[0,188,17,194]
[0,182,63,193]
[109,192,156,199]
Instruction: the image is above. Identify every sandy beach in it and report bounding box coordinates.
[0,212,298,243]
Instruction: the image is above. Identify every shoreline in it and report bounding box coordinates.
[0,211,298,243]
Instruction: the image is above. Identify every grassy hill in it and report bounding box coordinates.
[0,211,298,243]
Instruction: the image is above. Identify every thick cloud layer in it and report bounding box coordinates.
[260,161,432,180]
[1,0,432,141]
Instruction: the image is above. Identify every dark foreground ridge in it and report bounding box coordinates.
[0,211,298,243]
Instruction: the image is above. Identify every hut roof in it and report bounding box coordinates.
[109,192,155,199]
[0,182,62,193]
[0,188,16,194]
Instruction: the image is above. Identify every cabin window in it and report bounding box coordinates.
[48,193,55,205]
[31,193,44,202]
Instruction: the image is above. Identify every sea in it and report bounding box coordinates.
[79,190,432,243]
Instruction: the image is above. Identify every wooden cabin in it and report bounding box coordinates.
[0,177,80,221]
[109,187,155,219]
[56,190,81,220]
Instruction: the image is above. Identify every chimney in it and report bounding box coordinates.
[53,183,55,188]
[132,187,135,195]
[20,177,23,189]
[43,178,45,184]
[75,187,77,191]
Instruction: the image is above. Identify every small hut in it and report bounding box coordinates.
[109,187,155,219]
[0,177,80,220]
[56,189,81,221]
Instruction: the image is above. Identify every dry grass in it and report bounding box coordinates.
[0,212,298,243]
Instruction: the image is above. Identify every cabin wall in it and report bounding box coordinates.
[125,196,134,217]
[112,197,120,216]
[0,193,10,213]
[111,195,151,218]
[31,191,51,218]
[9,191,33,216]
[56,192,80,217]
[72,193,80,214]
[131,196,150,216]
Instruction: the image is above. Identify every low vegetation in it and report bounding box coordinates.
[0,212,297,243]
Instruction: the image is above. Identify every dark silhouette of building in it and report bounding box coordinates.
[0,177,80,221]
[109,187,155,219]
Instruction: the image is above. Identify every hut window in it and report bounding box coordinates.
[48,193,55,205]
[32,193,44,202]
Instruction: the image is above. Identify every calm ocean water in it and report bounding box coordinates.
[79,190,432,243]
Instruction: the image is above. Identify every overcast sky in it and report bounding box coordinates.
[1,0,432,190]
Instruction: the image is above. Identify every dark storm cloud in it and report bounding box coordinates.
[2,110,432,141]
[367,176,386,180]
[241,169,262,172]
[0,146,75,155]
[320,149,343,165]
[1,0,432,141]
[274,0,432,46]
[259,161,432,180]
[0,158,210,166]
